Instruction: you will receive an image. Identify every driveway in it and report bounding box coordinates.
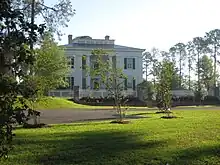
[29,106,220,124]
[37,109,117,124]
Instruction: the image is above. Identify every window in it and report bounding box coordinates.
[127,58,133,69]
[127,78,133,88]
[124,58,135,69]
[124,77,136,90]
[82,77,87,89]
[68,57,74,69]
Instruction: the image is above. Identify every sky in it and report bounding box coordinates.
[52,0,220,52]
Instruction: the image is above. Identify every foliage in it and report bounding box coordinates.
[142,51,153,81]
[0,0,45,158]
[169,43,186,88]
[86,49,127,121]
[138,80,154,101]
[197,55,214,92]
[156,60,175,114]
[33,33,70,96]
[12,0,75,39]
[186,41,195,90]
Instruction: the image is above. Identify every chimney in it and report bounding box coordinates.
[68,34,72,44]
[105,35,110,40]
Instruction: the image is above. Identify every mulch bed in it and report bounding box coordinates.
[110,120,130,124]
[23,123,49,129]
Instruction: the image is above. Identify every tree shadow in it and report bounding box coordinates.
[168,145,220,165]
[12,130,166,165]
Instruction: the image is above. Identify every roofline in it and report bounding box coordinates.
[64,47,145,52]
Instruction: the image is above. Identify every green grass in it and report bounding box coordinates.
[1,110,220,165]
[15,96,218,110]
[16,97,150,110]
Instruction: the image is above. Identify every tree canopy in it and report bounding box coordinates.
[34,33,70,95]
[0,0,45,158]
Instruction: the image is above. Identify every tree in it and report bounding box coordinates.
[205,29,220,96]
[86,49,127,121]
[12,0,75,39]
[34,33,70,96]
[149,48,160,86]
[186,41,195,90]
[137,80,154,102]
[142,51,153,82]
[169,43,186,88]
[156,60,175,115]
[0,0,45,158]
[192,37,207,100]
[171,67,181,90]
[169,46,177,64]
[161,50,171,61]
[198,55,214,92]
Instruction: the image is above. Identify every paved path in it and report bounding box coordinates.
[38,109,117,124]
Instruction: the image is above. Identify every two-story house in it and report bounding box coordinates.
[49,35,145,98]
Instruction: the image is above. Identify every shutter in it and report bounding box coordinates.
[124,78,127,90]
[133,58,135,69]
[71,57,74,68]
[71,77,74,90]
[124,58,127,69]
[133,78,136,90]
[82,78,86,89]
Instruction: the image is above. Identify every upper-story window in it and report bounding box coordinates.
[68,57,74,69]
[124,58,135,69]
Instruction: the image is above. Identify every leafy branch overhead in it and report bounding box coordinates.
[12,0,75,39]
[0,0,46,158]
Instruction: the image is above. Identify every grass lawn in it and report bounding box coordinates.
[1,110,220,165]
[18,97,150,110]
[16,96,218,110]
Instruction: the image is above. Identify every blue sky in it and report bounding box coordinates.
[53,0,220,52]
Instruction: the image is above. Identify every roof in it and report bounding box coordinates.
[114,45,145,51]
[62,43,145,51]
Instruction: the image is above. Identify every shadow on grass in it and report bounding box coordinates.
[6,130,220,165]
[168,145,220,165]
[13,131,166,165]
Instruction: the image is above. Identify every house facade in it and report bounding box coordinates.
[49,35,145,98]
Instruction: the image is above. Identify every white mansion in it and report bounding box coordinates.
[49,35,145,98]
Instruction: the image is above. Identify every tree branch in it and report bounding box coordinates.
[38,3,58,12]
